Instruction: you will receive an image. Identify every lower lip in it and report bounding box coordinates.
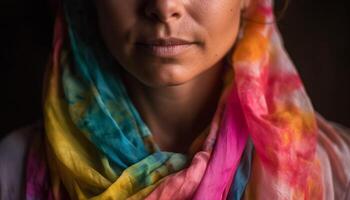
[136,44,194,57]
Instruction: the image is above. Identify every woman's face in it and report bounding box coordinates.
[95,0,245,87]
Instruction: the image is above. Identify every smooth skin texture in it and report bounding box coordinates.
[94,0,249,153]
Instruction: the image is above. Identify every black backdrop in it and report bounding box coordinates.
[1,1,349,138]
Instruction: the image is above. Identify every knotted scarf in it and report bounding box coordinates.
[25,0,324,199]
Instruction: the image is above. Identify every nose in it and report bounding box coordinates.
[144,0,183,23]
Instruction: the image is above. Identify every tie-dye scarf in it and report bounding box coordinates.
[25,0,324,199]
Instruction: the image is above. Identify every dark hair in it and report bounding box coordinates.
[275,0,291,22]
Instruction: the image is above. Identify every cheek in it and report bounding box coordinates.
[192,0,241,67]
[203,0,241,50]
[95,1,138,58]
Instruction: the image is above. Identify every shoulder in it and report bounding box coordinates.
[0,121,43,200]
[315,113,350,200]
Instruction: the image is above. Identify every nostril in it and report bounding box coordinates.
[143,1,183,23]
[172,13,180,19]
[148,12,180,23]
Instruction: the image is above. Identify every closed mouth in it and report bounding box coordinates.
[135,37,197,57]
[136,37,195,46]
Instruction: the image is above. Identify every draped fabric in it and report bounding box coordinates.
[24,0,331,199]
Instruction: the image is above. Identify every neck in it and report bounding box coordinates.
[122,63,225,153]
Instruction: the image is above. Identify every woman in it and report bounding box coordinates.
[1,0,349,199]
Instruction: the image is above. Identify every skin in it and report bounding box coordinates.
[94,0,249,153]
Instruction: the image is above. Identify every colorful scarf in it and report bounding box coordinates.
[25,0,324,199]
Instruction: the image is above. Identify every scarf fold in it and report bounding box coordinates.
[25,0,324,199]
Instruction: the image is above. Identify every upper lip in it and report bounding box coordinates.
[136,37,195,46]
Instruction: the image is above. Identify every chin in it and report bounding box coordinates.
[120,56,203,88]
[139,64,195,87]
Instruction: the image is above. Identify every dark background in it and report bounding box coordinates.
[0,1,349,138]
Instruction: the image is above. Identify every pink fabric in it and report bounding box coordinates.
[145,85,249,200]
